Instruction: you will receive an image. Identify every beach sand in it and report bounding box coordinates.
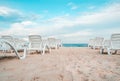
[0,47,120,81]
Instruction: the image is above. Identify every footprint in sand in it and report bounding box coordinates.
[59,74,64,81]
[31,76,40,81]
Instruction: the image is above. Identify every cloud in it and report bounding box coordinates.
[67,2,78,10]
[0,6,43,23]
[46,16,75,29]
[20,21,36,26]
[0,6,23,22]
[93,27,120,38]
[44,3,120,42]
[0,6,21,16]
[0,3,120,43]
[43,3,120,30]
[71,6,78,10]
[75,4,120,25]
[0,20,63,37]
[0,21,38,36]
[46,29,93,43]
[63,30,92,37]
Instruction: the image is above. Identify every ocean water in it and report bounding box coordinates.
[63,43,88,47]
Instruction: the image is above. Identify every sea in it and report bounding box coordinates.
[63,43,88,47]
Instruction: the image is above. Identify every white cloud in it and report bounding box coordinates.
[104,3,120,12]
[44,3,120,29]
[0,6,23,22]
[0,3,120,43]
[75,4,120,25]
[0,6,21,16]
[67,2,78,10]
[0,20,63,37]
[21,21,36,26]
[47,29,93,43]
[63,30,92,37]
[0,21,38,36]
[71,6,78,10]
[0,6,43,22]
[93,27,120,38]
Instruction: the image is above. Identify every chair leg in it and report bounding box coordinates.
[100,48,104,54]
[48,47,51,53]
[107,48,112,55]
[20,48,27,60]
[55,45,57,49]
[42,47,45,55]
[114,50,117,54]
[46,45,51,53]
[42,50,45,55]
[93,46,95,50]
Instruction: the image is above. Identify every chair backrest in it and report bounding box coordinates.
[56,39,62,46]
[88,39,95,47]
[14,38,27,49]
[94,37,104,47]
[1,35,15,49]
[29,35,42,42]
[1,35,27,49]
[47,38,57,47]
[1,35,14,43]
[111,33,120,49]
[0,37,26,59]
[28,35,42,48]
[103,40,111,47]
[48,38,55,41]
[48,38,56,43]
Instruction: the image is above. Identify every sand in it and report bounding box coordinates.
[0,47,120,81]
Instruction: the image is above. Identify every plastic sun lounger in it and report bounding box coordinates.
[100,40,111,54]
[88,39,96,49]
[107,34,120,55]
[1,36,26,59]
[93,37,104,49]
[47,38,59,49]
[28,35,49,55]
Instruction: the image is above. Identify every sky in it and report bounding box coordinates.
[0,0,120,43]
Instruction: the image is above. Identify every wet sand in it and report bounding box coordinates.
[0,47,120,81]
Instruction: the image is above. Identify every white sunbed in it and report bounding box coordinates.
[27,35,50,55]
[56,39,62,47]
[100,40,111,54]
[88,39,96,49]
[93,37,104,49]
[88,37,104,49]
[1,35,27,59]
[47,38,60,49]
[107,34,120,55]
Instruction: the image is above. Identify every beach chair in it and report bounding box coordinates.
[1,35,27,59]
[88,39,95,49]
[93,37,104,49]
[100,40,111,54]
[56,39,62,47]
[107,34,120,55]
[48,38,58,49]
[27,35,49,55]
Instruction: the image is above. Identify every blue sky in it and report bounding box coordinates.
[0,0,120,43]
